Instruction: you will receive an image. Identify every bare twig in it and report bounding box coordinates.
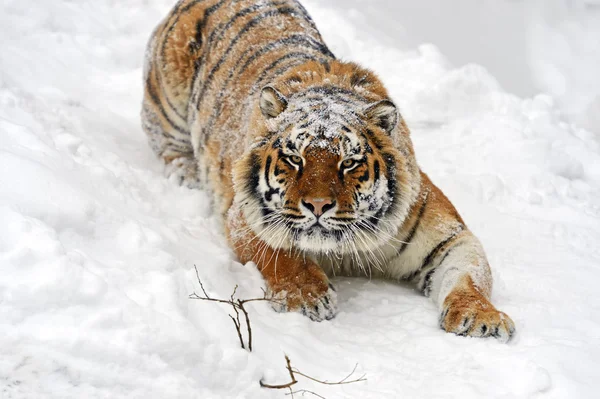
[259,355,298,389]
[228,314,245,349]
[260,355,366,398]
[238,299,253,351]
[286,390,326,399]
[189,265,278,351]
[291,363,366,385]
[195,265,210,298]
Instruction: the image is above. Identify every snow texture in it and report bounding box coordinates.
[1,0,600,398]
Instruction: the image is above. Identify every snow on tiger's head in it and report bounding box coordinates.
[233,61,420,255]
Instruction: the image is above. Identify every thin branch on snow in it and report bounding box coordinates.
[291,363,366,386]
[260,355,366,398]
[189,265,279,352]
[259,355,298,390]
[286,389,326,399]
[190,267,366,398]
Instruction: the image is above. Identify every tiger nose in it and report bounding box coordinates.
[301,197,336,216]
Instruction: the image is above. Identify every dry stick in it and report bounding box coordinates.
[286,390,326,399]
[237,298,253,351]
[260,355,366,396]
[229,286,247,350]
[189,265,277,352]
[259,355,298,389]
[291,363,366,386]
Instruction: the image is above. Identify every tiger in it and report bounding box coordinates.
[141,0,516,342]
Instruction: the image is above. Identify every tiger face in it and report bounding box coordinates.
[234,83,420,255]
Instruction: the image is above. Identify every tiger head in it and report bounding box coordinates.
[233,62,420,255]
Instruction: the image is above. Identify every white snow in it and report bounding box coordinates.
[1,0,600,398]
[527,0,600,135]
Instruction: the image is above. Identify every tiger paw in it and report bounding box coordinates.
[268,282,337,321]
[440,296,516,343]
[164,156,201,189]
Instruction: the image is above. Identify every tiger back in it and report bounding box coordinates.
[143,0,334,210]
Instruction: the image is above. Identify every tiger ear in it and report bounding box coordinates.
[260,86,288,118]
[364,100,398,134]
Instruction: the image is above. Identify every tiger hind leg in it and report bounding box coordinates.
[141,100,201,189]
[163,152,201,189]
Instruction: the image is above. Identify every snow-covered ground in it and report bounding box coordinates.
[1,0,600,398]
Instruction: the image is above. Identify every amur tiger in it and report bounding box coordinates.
[142,0,515,342]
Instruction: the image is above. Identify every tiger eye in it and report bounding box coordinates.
[290,155,302,164]
[342,159,355,168]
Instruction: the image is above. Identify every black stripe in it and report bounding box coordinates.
[158,0,190,59]
[421,243,465,296]
[197,43,257,139]
[420,225,465,272]
[282,214,305,220]
[422,268,436,297]
[248,151,261,196]
[338,167,345,184]
[145,70,189,136]
[350,71,375,87]
[249,54,321,96]
[162,133,193,147]
[253,52,317,91]
[436,242,465,270]
[239,35,333,74]
[249,138,270,151]
[263,155,280,202]
[202,1,288,62]
[181,0,214,14]
[364,129,385,150]
[186,0,231,100]
[192,18,204,51]
[160,0,217,62]
[396,191,429,256]
[166,144,193,153]
[158,0,226,120]
[285,140,297,152]
[291,0,318,27]
[153,69,187,122]
[264,155,273,188]
[381,152,398,214]
[358,169,369,182]
[153,1,200,121]
[195,7,308,110]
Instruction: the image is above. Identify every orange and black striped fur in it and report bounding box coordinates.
[142,0,515,341]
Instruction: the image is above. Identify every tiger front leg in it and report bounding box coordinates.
[419,233,516,342]
[227,215,337,321]
[262,250,338,321]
